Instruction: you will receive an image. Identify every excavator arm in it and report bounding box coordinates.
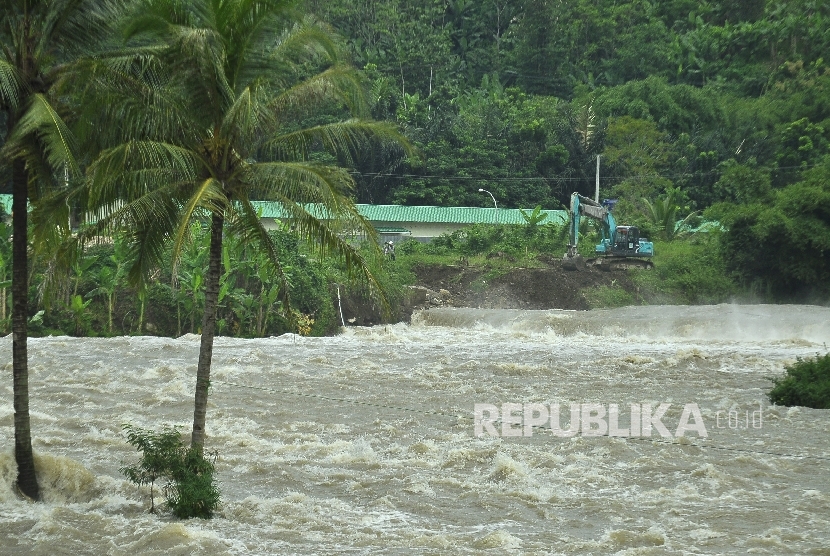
[563,192,653,271]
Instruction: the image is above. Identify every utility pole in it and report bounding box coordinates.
[595,155,601,203]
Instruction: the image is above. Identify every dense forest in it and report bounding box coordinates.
[1,0,828,301]
[302,0,829,207]
[297,0,830,297]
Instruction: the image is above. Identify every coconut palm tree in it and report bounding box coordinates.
[0,0,123,501]
[77,0,413,451]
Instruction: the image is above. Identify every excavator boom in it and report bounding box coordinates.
[563,192,653,271]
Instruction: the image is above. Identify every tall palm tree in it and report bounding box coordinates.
[78,0,413,451]
[0,0,123,501]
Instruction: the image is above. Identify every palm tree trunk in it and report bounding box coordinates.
[108,294,113,334]
[191,212,224,450]
[12,157,40,501]
[137,291,145,333]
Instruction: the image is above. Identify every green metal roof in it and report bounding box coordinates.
[0,194,11,214]
[0,193,566,226]
[252,201,567,226]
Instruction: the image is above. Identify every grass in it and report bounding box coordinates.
[583,285,637,309]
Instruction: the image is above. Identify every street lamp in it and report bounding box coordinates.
[478,188,498,224]
[478,188,497,209]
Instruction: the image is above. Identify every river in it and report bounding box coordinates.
[1,304,829,554]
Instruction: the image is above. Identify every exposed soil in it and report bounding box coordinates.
[411,260,641,312]
[335,258,642,326]
[336,257,646,326]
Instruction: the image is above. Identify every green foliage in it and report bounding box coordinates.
[631,236,736,304]
[322,239,414,326]
[310,0,830,230]
[712,160,771,204]
[583,285,636,309]
[5,0,830,337]
[768,354,830,409]
[120,425,220,518]
[642,188,698,240]
[69,294,92,336]
[448,223,571,258]
[718,165,830,300]
[520,205,549,227]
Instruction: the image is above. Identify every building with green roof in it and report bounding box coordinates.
[251,202,567,242]
[0,194,566,242]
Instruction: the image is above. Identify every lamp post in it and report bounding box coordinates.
[478,188,497,224]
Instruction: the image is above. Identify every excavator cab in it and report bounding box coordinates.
[613,226,640,255]
[611,226,645,256]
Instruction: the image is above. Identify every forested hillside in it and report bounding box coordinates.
[301,0,830,298]
[304,0,829,209]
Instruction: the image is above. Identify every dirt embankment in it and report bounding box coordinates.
[410,260,640,312]
[337,259,644,326]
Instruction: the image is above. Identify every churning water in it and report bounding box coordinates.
[1,304,829,554]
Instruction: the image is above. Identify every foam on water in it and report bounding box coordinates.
[415,304,830,344]
[0,304,828,554]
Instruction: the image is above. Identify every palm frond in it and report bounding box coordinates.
[169,25,234,120]
[87,141,199,207]
[245,161,357,208]
[244,160,380,257]
[170,177,228,274]
[268,65,369,123]
[223,0,303,91]
[226,195,293,309]
[220,80,273,148]
[4,93,80,177]
[0,59,24,109]
[66,51,195,148]
[75,184,190,285]
[266,189,387,311]
[40,0,126,59]
[265,120,416,166]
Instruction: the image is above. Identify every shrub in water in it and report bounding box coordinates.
[120,425,220,518]
[768,353,830,409]
[165,446,221,519]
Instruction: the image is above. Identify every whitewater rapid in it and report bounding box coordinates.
[1,304,829,554]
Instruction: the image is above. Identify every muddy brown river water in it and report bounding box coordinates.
[1,304,829,554]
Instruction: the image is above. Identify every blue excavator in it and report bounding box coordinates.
[562,192,654,270]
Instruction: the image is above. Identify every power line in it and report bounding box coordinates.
[349,162,819,185]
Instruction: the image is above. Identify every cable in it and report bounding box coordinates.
[347,162,822,185]
[213,379,830,462]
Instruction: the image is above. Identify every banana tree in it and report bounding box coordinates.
[69,294,92,336]
[88,265,119,334]
[642,189,699,241]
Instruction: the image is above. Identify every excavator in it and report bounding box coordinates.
[562,192,654,270]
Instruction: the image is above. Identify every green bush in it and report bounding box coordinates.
[768,353,830,409]
[165,446,222,520]
[423,223,572,259]
[583,285,636,309]
[631,235,736,304]
[120,425,221,518]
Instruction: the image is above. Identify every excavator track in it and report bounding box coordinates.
[563,255,653,271]
[587,257,654,271]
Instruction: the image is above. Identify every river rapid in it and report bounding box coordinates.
[1,304,829,554]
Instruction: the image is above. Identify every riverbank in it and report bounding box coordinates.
[338,260,647,326]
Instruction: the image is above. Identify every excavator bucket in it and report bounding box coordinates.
[562,254,586,271]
